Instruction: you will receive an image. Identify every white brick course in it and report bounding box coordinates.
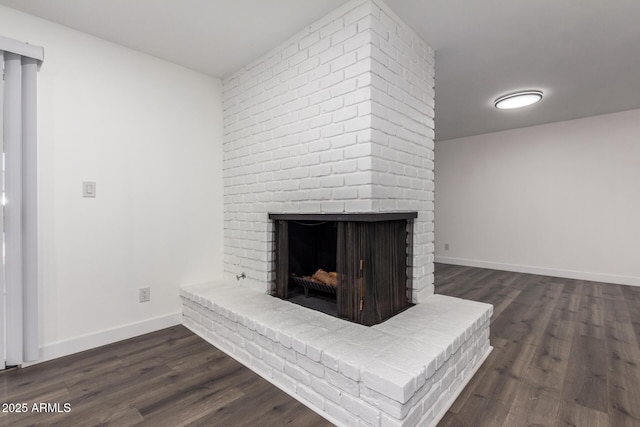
[222,0,435,300]
[181,281,492,427]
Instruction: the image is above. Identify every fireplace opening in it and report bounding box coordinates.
[287,220,339,317]
[270,213,416,326]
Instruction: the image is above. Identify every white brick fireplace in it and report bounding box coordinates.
[222,0,435,302]
[182,1,493,426]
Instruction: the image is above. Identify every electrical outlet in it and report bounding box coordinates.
[139,287,150,303]
[445,243,450,251]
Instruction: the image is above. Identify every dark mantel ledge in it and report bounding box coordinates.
[268,212,417,222]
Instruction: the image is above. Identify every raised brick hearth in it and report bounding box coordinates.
[182,282,492,427]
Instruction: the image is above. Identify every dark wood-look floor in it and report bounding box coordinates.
[0,326,332,427]
[436,263,640,427]
[2,265,639,427]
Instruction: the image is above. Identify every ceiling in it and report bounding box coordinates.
[1,0,639,141]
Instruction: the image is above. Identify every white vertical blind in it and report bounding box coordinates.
[3,51,24,366]
[22,56,39,362]
[0,50,5,366]
[1,36,43,366]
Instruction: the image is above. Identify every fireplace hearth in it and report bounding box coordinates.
[270,212,416,326]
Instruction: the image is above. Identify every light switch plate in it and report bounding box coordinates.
[83,181,96,198]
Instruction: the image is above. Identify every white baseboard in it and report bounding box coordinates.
[435,256,640,287]
[28,312,182,366]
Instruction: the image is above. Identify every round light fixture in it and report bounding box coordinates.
[494,90,543,110]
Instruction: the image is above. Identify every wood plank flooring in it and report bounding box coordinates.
[0,326,332,427]
[436,264,640,427]
[1,264,639,426]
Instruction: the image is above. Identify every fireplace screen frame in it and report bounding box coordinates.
[270,212,416,326]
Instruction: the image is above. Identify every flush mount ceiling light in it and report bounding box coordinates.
[494,90,543,110]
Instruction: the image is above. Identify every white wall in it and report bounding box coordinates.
[435,109,640,286]
[0,5,224,361]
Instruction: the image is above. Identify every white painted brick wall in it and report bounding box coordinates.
[222,0,435,301]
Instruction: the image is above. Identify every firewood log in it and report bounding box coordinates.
[312,269,338,287]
